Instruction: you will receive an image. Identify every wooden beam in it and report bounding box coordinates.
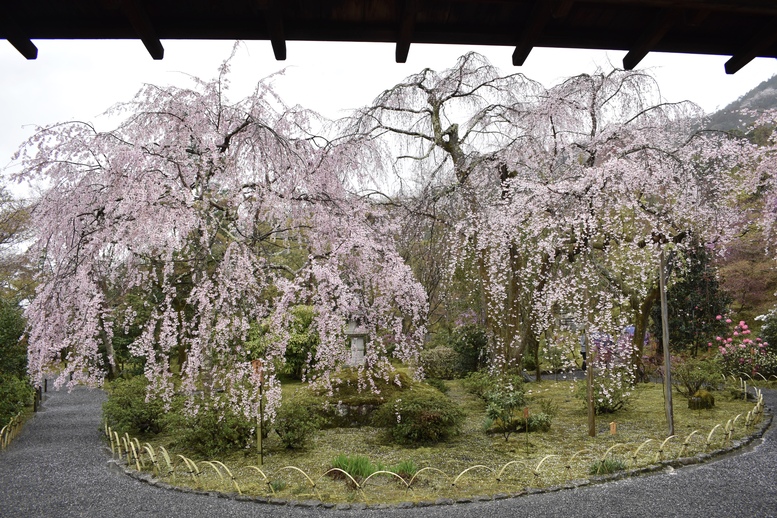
[0,18,38,59]
[622,9,679,70]
[725,20,777,74]
[120,0,163,59]
[265,0,286,61]
[512,0,555,66]
[553,0,575,19]
[6,37,38,59]
[396,0,417,63]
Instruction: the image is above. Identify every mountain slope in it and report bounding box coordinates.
[706,75,777,131]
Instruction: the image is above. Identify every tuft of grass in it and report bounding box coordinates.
[331,454,385,481]
[589,457,627,475]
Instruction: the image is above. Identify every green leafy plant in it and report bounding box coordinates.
[373,388,463,445]
[462,371,525,401]
[450,324,488,374]
[274,393,323,449]
[485,388,526,441]
[0,373,32,429]
[672,357,722,397]
[165,403,254,457]
[420,346,461,380]
[102,376,165,435]
[425,378,449,394]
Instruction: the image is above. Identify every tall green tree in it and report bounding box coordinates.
[651,244,731,356]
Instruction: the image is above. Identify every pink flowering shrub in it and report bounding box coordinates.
[713,317,777,379]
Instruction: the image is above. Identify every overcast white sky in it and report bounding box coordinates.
[2,39,776,181]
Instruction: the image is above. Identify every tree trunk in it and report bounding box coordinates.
[632,285,659,382]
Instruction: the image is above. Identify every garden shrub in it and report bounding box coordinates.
[461,371,495,399]
[425,377,449,394]
[526,411,552,432]
[0,373,32,428]
[274,392,323,449]
[166,403,255,457]
[484,387,526,441]
[312,368,412,407]
[450,324,488,373]
[462,371,525,401]
[102,376,165,435]
[282,305,319,380]
[0,297,27,378]
[373,387,463,445]
[420,346,461,380]
[672,357,722,397]
[715,318,777,379]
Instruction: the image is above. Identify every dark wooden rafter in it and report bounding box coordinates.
[686,9,709,27]
[553,0,575,19]
[0,17,37,59]
[119,0,163,59]
[264,0,286,61]
[512,0,557,66]
[2,1,776,73]
[7,37,38,59]
[622,9,680,70]
[5,34,38,59]
[725,20,777,74]
[396,0,417,63]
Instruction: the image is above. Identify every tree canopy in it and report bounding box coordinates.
[9,52,776,422]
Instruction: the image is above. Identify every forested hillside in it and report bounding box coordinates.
[707,74,777,131]
[708,74,777,324]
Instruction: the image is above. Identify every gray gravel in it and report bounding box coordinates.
[1,384,775,518]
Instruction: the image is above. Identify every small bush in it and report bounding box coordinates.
[0,373,32,428]
[166,404,254,457]
[485,388,526,441]
[420,346,461,380]
[450,325,488,374]
[425,378,449,394]
[283,305,319,380]
[672,358,721,397]
[527,412,552,432]
[274,393,323,449]
[102,376,165,435]
[462,371,525,401]
[461,371,495,399]
[373,388,463,445]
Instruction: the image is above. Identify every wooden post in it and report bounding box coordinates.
[523,407,530,456]
[252,359,264,466]
[587,339,595,437]
[659,248,674,436]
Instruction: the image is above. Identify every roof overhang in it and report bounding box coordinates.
[3,1,777,74]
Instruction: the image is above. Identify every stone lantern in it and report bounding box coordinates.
[345,317,368,367]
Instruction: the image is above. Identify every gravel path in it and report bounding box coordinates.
[1,385,775,518]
